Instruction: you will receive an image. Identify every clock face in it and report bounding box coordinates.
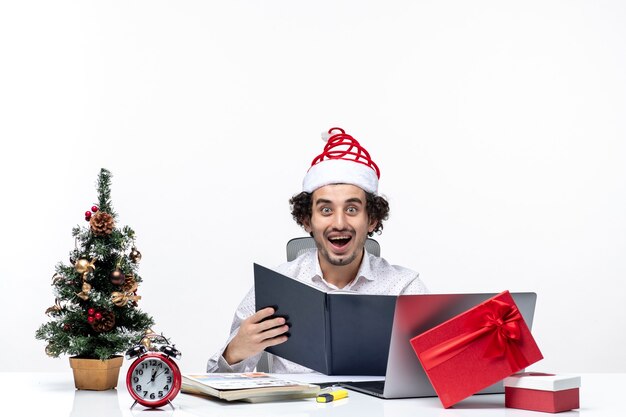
[126,353,181,407]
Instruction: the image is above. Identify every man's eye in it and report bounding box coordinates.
[321,207,332,214]
[346,207,358,214]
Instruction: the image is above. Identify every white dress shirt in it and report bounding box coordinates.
[206,249,428,373]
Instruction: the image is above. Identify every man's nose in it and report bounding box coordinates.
[332,212,346,229]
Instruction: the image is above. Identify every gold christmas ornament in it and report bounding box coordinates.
[140,336,152,350]
[76,281,92,301]
[89,211,115,236]
[74,258,96,274]
[130,247,142,263]
[45,344,55,357]
[139,328,161,351]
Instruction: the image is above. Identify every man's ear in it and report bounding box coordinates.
[368,218,378,234]
[302,217,312,233]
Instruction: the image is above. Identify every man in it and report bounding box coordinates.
[207,127,428,373]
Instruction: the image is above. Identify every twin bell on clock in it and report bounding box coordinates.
[125,330,182,409]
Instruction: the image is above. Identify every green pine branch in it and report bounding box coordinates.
[96,168,116,218]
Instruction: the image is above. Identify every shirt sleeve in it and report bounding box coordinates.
[399,272,429,295]
[206,287,261,373]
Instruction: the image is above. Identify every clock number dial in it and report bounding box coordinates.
[126,353,182,408]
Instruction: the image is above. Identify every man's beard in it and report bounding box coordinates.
[321,247,359,266]
[312,232,366,267]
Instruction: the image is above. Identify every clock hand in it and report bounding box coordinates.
[149,369,157,384]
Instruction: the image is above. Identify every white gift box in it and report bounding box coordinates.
[503,372,581,413]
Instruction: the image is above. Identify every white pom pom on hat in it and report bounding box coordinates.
[321,129,334,142]
[302,127,380,194]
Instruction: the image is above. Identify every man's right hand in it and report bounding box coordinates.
[223,307,289,365]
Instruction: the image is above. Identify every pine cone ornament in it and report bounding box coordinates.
[123,274,137,292]
[89,211,115,236]
[90,310,116,332]
[111,274,142,307]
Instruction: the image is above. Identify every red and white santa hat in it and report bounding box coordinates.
[302,127,380,194]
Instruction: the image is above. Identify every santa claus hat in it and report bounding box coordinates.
[302,127,380,194]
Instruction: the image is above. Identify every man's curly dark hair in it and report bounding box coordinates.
[289,189,390,237]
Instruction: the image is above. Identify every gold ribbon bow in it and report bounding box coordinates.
[111,277,141,307]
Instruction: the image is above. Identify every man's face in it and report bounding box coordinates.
[304,184,377,268]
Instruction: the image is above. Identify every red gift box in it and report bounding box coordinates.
[504,372,581,413]
[409,291,543,408]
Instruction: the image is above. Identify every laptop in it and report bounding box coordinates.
[341,292,538,399]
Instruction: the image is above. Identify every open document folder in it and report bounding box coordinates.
[254,263,396,375]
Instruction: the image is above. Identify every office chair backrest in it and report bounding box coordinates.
[286,236,380,261]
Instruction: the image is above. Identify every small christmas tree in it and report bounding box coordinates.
[36,168,154,360]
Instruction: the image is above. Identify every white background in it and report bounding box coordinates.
[1,1,624,373]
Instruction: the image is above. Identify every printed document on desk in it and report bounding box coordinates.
[254,263,396,375]
[182,372,319,402]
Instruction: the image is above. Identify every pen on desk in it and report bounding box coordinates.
[316,389,349,403]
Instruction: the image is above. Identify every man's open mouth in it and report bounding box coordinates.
[328,236,352,248]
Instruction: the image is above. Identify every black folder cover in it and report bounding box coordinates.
[253,263,396,375]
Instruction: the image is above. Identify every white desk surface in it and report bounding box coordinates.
[2,372,622,417]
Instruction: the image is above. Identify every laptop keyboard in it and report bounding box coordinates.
[342,380,385,395]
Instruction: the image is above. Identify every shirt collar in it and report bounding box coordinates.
[355,249,376,282]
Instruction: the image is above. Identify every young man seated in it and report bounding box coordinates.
[207,127,428,373]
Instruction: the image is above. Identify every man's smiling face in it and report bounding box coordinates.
[304,183,377,269]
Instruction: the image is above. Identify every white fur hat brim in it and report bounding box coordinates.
[302,159,379,194]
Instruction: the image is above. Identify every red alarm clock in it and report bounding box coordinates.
[125,342,182,409]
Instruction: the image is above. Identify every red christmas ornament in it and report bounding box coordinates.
[95,312,102,320]
[88,308,95,316]
[91,206,99,212]
[87,316,95,324]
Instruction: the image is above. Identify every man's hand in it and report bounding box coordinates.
[223,307,289,365]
